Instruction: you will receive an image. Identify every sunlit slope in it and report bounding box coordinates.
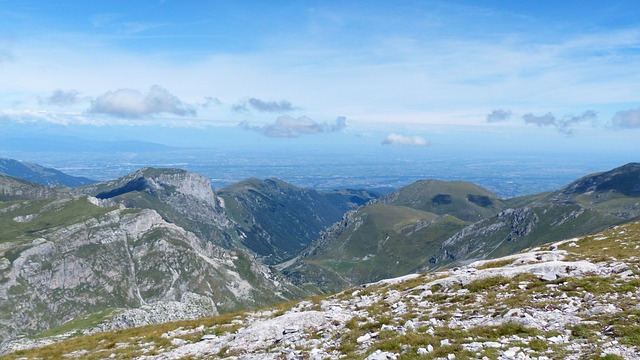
[378,179,506,222]
[283,203,470,292]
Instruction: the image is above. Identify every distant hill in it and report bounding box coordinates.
[377,179,505,222]
[0,158,96,187]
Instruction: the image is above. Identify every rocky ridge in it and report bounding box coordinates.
[7,221,640,359]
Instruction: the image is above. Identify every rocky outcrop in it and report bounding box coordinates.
[0,195,305,345]
[75,168,235,247]
[0,174,58,201]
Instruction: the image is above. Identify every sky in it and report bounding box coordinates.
[0,0,639,157]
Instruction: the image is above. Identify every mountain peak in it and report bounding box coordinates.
[560,162,640,196]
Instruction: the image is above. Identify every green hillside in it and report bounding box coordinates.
[379,179,505,222]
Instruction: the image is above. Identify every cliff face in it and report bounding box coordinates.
[0,172,307,344]
[75,168,235,247]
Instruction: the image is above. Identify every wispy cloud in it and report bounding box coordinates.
[200,96,222,108]
[523,113,556,127]
[381,133,429,147]
[240,116,346,138]
[611,108,640,129]
[233,98,297,113]
[89,13,120,28]
[486,109,512,123]
[0,109,83,126]
[523,111,596,135]
[89,85,196,118]
[39,89,80,106]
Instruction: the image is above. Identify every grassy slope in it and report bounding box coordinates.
[290,204,470,288]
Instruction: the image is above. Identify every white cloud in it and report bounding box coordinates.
[486,109,512,123]
[611,108,640,129]
[39,89,80,106]
[523,111,596,135]
[233,98,297,113]
[240,116,346,138]
[89,85,196,118]
[381,133,429,147]
[523,113,556,127]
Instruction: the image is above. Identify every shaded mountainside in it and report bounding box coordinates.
[217,178,377,263]
[559,162,640,197]
[0,158,95,188]
[0,172,309,345]
[283,163,640,292]
[6,222,640,359]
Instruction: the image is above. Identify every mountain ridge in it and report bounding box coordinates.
[0,158,95,188]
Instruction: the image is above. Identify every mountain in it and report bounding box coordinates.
[436,162,640,266]
[281,180,504,291]
[73,167,235,248]
[559,162,640,197]
[0,158,96,188]
[216,178,377,263]
[377,179,505,222]
[6,221,640,359]
[282,163,640,292]
[0,171,308,345]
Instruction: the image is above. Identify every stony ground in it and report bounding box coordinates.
[4,222,640,360]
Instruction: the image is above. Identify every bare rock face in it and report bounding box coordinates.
[0,195,303,345]
[74,168,235,247]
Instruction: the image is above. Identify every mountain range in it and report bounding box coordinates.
[0,159,639,350]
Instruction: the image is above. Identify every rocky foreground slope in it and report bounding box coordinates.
[5,221,640,359]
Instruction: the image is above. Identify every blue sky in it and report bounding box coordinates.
[0,0,639,155]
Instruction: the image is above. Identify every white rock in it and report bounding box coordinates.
[503,349,517,358]
[357,333,372,343]
[484,341,502,348]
